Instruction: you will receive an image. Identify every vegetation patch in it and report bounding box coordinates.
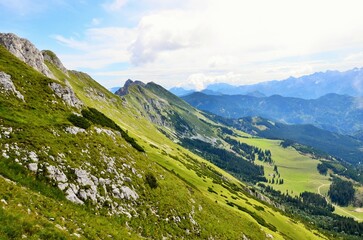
[81,108,144,152]
[67,114,90,129]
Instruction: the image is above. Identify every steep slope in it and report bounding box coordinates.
[114,78,363,235]
[0,34,329,239]
[203,68,363,99]
[182,92,363,136]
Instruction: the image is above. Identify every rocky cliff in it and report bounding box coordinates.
[0,33,54,78]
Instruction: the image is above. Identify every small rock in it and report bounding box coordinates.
[28,163,38,173]
[124,177,132,182]
[28,151,38,162]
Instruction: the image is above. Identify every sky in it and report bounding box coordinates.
[1,0,363,90]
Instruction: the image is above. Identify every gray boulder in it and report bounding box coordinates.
[0,72,24,101]
[49,82,83,109]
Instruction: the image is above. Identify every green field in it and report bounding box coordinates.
[237,136,363,221]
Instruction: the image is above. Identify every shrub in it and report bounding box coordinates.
[67,114,91,129]
[145,173,158,189]
[81,108,144,152]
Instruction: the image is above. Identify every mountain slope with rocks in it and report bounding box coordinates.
[0,33,332,239]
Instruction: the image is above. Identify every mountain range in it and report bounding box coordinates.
[171,68,363,99]
[182,92,363,136]
[1,32,363,239]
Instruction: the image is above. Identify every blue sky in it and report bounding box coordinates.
[1,0,363,90]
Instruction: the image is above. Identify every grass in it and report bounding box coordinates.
[236,136,363,222]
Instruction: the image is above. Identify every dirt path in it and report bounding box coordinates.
[317,183,361,221]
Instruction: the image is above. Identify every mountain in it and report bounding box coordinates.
[169,87,194,96]
[0,33,342,239]
[206,114,363,165]
[182,92,363,136]
[203,68,363,99]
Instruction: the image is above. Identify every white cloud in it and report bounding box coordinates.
[53,0,363,89]
[53,27,136,69]
[102,0,127,12]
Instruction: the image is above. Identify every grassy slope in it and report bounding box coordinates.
[47,56,327,238]
[237,136,363,221]
[0,45,327,239]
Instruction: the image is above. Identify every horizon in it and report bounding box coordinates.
[1,0,363,90]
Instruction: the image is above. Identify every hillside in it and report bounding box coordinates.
[205,114,363,165]
[182,92,363,136]
[200,68,363,99]
[0,33,338,239]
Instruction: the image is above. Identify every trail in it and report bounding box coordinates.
[317,183,361,221]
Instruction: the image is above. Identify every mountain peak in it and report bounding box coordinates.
[115,79,145,96]
[41,50,68,75]
[0,33,54,78]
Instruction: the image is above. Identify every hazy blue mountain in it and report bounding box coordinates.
[203,68,363,99]
[182,92,363,135]
[169,87,194,96]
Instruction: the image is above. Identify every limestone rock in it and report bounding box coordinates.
[42,50,68,75]
[65,126,86,135]
[75,169,95,187]
[120,186,139,200]
[0,72,24,101]
[28,163,38,173]
[65,184,84,204]
[46,165,68,183]
[0,33,54,78]
[49,82,83,109]
[28,151,38,162]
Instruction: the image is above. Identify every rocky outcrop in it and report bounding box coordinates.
[42,50,68,75]
[65,126,86,135]
[115,79,145,96]
[0,33,54,78]
[49,82,83,109]
[0,71,24,101]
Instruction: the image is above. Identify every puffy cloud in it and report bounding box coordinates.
[52,0,363,89]
[129,10,205,66]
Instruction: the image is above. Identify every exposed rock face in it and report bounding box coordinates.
[42,50,68,75]
[115,79,145,96]
[0,71,24,101]
[0,33,54,78]
[49,82,83,109]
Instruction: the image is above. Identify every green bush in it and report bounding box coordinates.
[81,108,144,152]
[145,173,158,189]
[67,114,91,129]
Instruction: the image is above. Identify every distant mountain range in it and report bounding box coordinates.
[168,87,194,96]
[182,92,363,136]
[171,67,363,99]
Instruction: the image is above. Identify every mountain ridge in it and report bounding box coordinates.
[182,91,363,136]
